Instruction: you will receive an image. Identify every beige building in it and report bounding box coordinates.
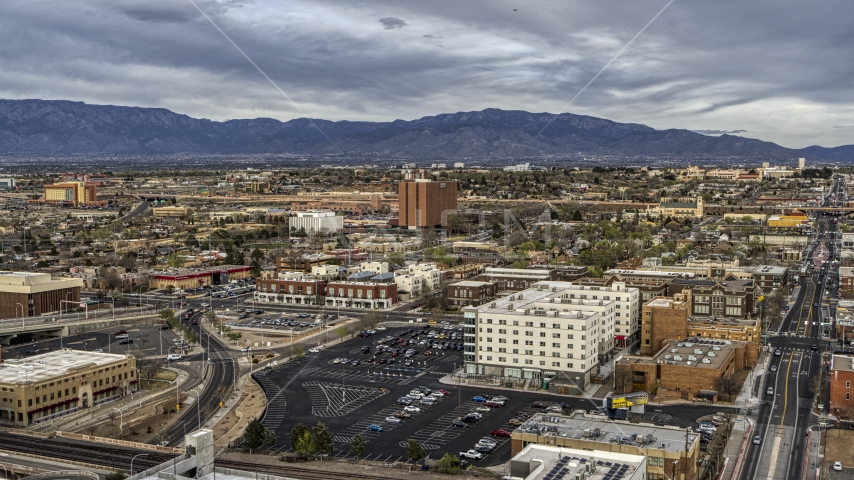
[0,350,137,427]
[0,272,83,320]
[152,206,191,218]
[511,411,699,480]
[657,197,704,219]
[43,181,97,206]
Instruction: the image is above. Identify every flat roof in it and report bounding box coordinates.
[621,338,743,370]
[510,444,644,480]
[450,280,494,287]
[0,350,131,385]
[515,411,699,454]
[831,354,854,373]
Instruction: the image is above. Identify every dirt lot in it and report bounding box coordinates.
[211,379,267,447]
[823,429,854,469]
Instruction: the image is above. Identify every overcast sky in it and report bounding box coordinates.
[1,0,852,148]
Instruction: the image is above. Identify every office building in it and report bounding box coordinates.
[0,272,83,320]
[43,181,97,206]
[152,206,191,218]
[0,178,15,190]
[667,278,758,319]
[511,411,699,480]
[398,179,457,229]
[288,211,344,235]
[447,280,498,307]
[0,350,137,427]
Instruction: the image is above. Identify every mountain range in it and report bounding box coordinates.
[0,99,849,161]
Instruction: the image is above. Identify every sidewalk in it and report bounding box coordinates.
[732,350,768,409]
[721,417,753,480]
[804,427,821,480]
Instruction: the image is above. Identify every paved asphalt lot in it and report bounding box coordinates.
[2,324,183,360]
[252,326,725,466]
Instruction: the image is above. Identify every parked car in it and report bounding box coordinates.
[384,416,401,423]
[403,406,421,413]
[472,396,487,402]
[393,411,412,419]
[491,429,512,437]
[508,418,525,426]
[459,450,484,460]
[308,348,320,353]
[452,419,470,428]
[119,339,133,345]
[368,424,383,432]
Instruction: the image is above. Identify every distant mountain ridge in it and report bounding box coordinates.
[0,99,848,160]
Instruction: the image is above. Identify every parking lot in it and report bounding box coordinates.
[251,325,722,466]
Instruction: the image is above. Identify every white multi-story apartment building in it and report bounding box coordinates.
[407,262,442,290]
[361,261,389,275]
[394,273,426,299]
[462,281,639,394]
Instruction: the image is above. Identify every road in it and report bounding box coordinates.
[739,175,843,480]
[158,310,237,446]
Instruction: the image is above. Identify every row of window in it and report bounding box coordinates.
[479,355,585,369]
[480,347,590,357]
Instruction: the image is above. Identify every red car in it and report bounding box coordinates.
[491,429,511,437]
[484,401,502,408]
[423,351,433,357]
[437,389,450,395]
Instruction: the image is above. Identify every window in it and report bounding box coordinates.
[696,305,710,314]
[525,350,533,355]
[499,339,506,343]
[552,352,560,357]
[499,319,507,325]
[512,349,519,354]
[513,339,519,345]
[552,342,561,348]
[540,342,546,346]
[552,361,560,367]
[540,351,546,356]
[512,358,519,363]
[512,330,519,335]
[552,324,560,329]
[847,381,851,388]
[525,331,533,336]
[487,328,493,333]
[499,329,506,334]
[498,357,506,362]
[525,340,533,345]
[539,360,546,366]
[525,359,533,365]
[486,356,492,361]
[539,332,546,337]
[552,333,561,338]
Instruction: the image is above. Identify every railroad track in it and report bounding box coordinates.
[216,459,405,480]
[0,431,177,471]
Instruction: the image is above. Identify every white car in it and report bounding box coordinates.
[166,354,182,361]
[240,347,251,352]
[201,303,210,307]
[308,348,320,353]
[384,416,401,423]
[376,326,387,331]
[833,462,842,471]
[403,406,421,413]
[333,358,342,364]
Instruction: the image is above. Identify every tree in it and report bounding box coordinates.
[243,418,277,449]
[714,373,741,401]
[405,439,426,463]
[809,375,824,398]
[136,357,162,386]
[290,423,310,451]
[166,252,184,268]
[334,326,349,341]
[313,422,334,456]
[293,429,315,458]
[436,453,461,474]
[292,345,304,360]
[349,434,367,459]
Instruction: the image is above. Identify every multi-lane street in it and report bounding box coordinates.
[739,175,844,480]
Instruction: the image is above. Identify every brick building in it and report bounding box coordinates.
[398,179,457,229]
[0,272,83,320]
[640,292,692,356]
[446,280,497,307]
[325,281,397,309]
[254,271,326,305]
[829,354,854,419]
[668,278,758,319]
[616,338,758,402]
[479,267,558,292]
[148,266,252,290]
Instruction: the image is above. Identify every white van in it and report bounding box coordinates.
[115,333,129,339]
[166,354,182,362]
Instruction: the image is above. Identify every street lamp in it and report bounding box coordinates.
[113,407,124,436]
[130,453,149,476]
[15,303,24,328]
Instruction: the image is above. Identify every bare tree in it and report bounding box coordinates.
[137,357,162,387]
[714,373,741,401]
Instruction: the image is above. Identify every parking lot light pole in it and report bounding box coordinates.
[130,453,149,476]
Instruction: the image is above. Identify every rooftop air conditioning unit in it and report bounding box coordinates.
[686,361,692,366]
[702,358,711,364]
[684,342,694,347]
[712,345,721,351]
[708,352,716,357]
[688,355,697,361]
[694,349,703,355]
[664,355,671,360]
[674,356,683,361]
[671,349,679,353]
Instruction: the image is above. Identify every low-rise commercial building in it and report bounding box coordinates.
[668,278,758,319]
[148,266,252,290]
[254,271,325,305]
[0,350,137,427]
[508,444,646,480]
[152,206,191,218]
[324,281,397,309]
[480,267,558,292]
[511,411,699,480]
[0,272,83,320]
[616,338,758,402]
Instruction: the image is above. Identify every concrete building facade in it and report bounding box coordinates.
[324,281,397,309]
[288,211,344,235]
[0,272,83,320]
[43,181,97,206]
